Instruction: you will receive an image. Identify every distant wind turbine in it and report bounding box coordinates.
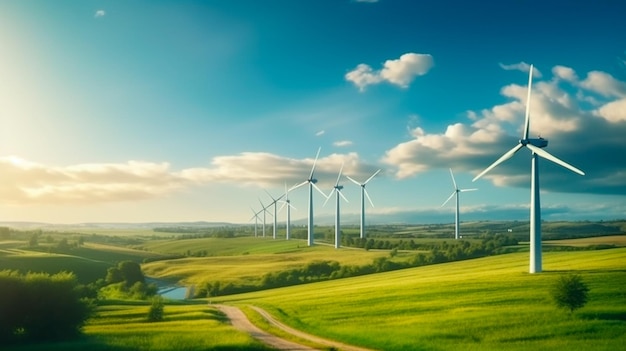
[265,190,285,239]
[278,183,297,240]
[258,198,272,238]
[249,207,262,238]
[473,64,584,273]
[346,169,381,239]
[441,168,477,240]
[324,163,348,249]
[290,147,328,246]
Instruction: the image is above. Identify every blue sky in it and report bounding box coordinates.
[1,0,625,225]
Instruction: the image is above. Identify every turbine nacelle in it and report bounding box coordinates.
[520,137,548,148]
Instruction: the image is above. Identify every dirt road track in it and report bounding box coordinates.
[216,304,376,351]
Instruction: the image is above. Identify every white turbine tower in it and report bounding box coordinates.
[473,64,584,273]
[290,147,328,246]
[324,163,348,249]
[249,207,262,237]
[265,190,284,239]
[346,169,381,239]
[441,168,477,240]
[278,183,296,240]
[258,199,272,238]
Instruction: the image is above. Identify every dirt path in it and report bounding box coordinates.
[216,304,376,351]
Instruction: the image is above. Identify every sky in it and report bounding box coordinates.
[1,0,626,225]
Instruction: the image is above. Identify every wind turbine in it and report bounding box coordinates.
[346,169,381,239]
[258,198,272,238]
[472,64,584,273]
[249,207,262,237]
[324,163,348,249]
[278,183,296,240]
[441,168,477,240]
[290,147,328,246]
[265,190,285,239]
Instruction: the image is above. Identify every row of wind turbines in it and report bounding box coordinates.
[250,64,584,274]
[250,146,381,249]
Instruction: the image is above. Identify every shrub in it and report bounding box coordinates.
[147,296,164,322]
[551,273,590,313]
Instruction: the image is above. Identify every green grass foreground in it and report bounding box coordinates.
[3,303,272,351]
[213,248,626,351]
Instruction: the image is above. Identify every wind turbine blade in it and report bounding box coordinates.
[323,190,334,206]
[364,169,381,184]
[339,190,349,203]
[364,188,375,207]
[441,191,456,207]
[449,168,458,189]
[309,147,321,180]
[264,189,276,202]
[289,180,308,191]
[312,182,329,198]
[523,64,533,140]
[460,188,478,192]
[526,144,585,175]
[472,143,523,181]
[278,201,287,212]
[346,175,361,186]
[335,163,344,186]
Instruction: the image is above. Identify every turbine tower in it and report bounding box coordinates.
[249,207,262,237]
[265,190,285,239]
[472,64,584,273]
[324,163,348,249]
[441,168,477,240]
[346,169,381,239]
[278,183,296,240]
[290,147,328,246]
[258,199,272,238]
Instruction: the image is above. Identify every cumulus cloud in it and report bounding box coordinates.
[94,10,106,18]
[346,53,434,91]
[1,152,381,205]
[499,62,542,78]
[382,65,626,195]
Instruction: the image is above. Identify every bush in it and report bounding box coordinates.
[147,296,164,322]
[0,270,93,344]
[551,273,590,313]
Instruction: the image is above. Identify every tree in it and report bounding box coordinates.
[551,273,590,313]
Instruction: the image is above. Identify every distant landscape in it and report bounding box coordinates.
[1,219,625,350]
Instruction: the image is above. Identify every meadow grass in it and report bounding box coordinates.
[212,248,626,351]
[142,240,393,285]
[3,303,272,351]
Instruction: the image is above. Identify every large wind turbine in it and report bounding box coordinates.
[441,168,477,240]
[265,190,284,239]
[324,163,348,249]
[346,169,381,239]
[290,147,328,246]
[472,64,584,273]
[278,183,296,240]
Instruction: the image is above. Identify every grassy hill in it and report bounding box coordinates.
[212,247,626,351]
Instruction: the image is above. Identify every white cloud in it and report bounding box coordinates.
[579,71,626,98]
[595,98,626,123]
[94,10,106,18]
[499,62,542,78]
[382,65,626,195]
[334,140,353,147]
[315,130,326,136]
[346,53,433,91]
[552,65,578,82]
[0,152,381,205]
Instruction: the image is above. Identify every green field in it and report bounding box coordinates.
[212,248,626,351]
